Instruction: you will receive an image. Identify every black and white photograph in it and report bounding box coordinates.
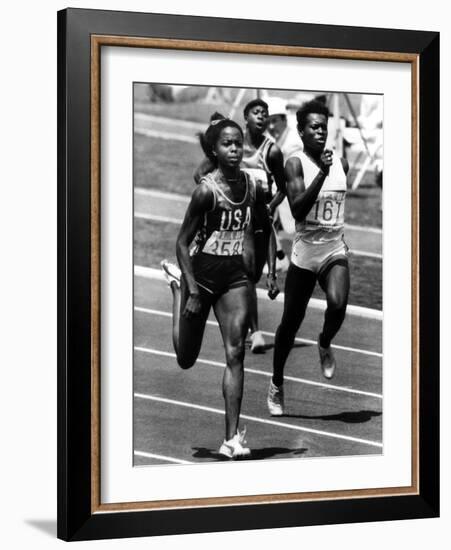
[0,0,446,545]
[133,83,383,465]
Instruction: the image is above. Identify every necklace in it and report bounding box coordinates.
[218,169,241,183]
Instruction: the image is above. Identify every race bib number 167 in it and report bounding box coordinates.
[308,191,345,227]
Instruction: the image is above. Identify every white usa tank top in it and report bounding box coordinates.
[290,150,347,244]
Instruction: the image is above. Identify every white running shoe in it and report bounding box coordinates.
[318,336,336,379]
[250,330,266,353]
[218,428,251,459]
[267,380,284,416]
[160,259,181,288]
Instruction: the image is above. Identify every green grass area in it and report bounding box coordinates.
[134,134,202,193]
[134,218,382,310]
[134,217,179,267]
[346,186,382,228]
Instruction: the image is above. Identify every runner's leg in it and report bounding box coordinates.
[243,231,259,333]
[272,263,316,386]
[213,285,249,441]
[171,278,213,369]
[318,262,350,347]
[243,231,267,352]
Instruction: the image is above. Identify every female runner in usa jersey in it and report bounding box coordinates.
[194,101,285,353]
[162,115,276,458]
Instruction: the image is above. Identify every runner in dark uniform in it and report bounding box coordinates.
[162,114,277,458]
[194,101,285,353]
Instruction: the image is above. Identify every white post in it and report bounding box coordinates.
[228,88,247,119]
[332,93,343,156]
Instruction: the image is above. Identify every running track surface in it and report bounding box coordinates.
[134,274,383,466]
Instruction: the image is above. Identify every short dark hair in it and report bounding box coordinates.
[243,98,269,118]
[296,100,330,130]
[198,112,244,166]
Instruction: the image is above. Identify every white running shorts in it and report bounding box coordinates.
[291,235,349,275]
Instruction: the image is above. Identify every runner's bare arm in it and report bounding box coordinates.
[254,183,279,299]
[254,182,272,241]
[176,183,214,296]
[266,143,286,215]
[193,157,215,184]
[285,153,332,222]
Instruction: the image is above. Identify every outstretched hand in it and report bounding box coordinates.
[266,274,280,300]
[182,293,202,318]
[319,149,333,175]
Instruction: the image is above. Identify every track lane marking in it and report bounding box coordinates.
[135,128,198,143]
[135,188,189,202]
[134,450,193,465]
[134,346,382,399]
[134,393,382,449]
[135,212,182,224]
[350,250,382,260]
[134,305,382,358]
[135,112,205,131]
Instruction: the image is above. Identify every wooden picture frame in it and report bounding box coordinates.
[57,7,439,541]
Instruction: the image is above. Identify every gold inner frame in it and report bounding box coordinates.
[90,35,419,514]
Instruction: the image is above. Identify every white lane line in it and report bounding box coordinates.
[351,250,382,260]
[135,212,180,223]
[134,307,382,359]
[134,393,383,449]
[135,212,182,225]
[135,127,198,144]
[134,346,382,399]
[134,187,382,235]
[345,224,382,234]
[135,112,205,131]
[135,187,190,202]
[134,450,193,465]
[134,265,383,322]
